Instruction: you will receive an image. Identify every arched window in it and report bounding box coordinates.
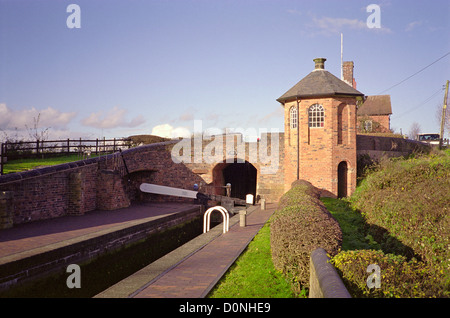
[308,104,324,128]
[364,120,373,132]
[290,106,297,129]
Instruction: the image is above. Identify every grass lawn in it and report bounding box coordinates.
[208,198,370,298]
[208,220,295,298]
[2,154,99,174]
[320,197,377,251]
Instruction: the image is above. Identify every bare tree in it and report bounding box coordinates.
[408,122,421,140]
[25,113,50,142]
[435,103,450,138]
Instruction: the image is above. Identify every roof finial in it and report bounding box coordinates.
[313,58,326,70]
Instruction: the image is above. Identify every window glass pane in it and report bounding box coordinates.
[308,104,324,128]
[290,107,297,129]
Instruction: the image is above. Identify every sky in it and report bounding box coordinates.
[0,0,449,142]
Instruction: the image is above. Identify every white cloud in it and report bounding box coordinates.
[314,16,367,33]
[405,20,422,32]
[304,14,392,36]
[287,9,302,16]
[82,106,145,129]
[151,124,191,139]
[0,103,77,130]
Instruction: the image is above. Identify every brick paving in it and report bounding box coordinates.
[131,203,276,298]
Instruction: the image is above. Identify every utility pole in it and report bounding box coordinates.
[440,80,449,149]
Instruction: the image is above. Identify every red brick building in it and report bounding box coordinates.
[277,58,364,198]
[357,95,392,133]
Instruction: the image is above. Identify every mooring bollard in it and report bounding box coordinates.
[261,198,266,210]
[240,209,247,227]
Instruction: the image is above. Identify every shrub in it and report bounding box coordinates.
[270,180,342,295]
[331,250,448,298]
[350,151,450,292]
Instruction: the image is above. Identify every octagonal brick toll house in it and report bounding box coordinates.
[277,57,364,198]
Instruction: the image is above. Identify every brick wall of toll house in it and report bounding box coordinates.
[0,133,285,226]
[283,96,358,198]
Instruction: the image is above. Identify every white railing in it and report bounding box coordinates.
[203,206,229,234]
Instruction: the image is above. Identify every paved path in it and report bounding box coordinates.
[106,203,277,298]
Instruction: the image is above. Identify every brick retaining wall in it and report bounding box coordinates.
[0,205,202,294]
[356,134,430,160]
[0,141,194,225]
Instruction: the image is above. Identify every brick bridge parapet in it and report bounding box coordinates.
[0,133,284,227]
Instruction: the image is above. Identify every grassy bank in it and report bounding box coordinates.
[327,149,450,297]
[2,154,100,174]
[320,198,378,251]
[208,221,295,298]
[351,150,449,271]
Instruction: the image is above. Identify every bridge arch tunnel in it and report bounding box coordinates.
[212,160,257,200]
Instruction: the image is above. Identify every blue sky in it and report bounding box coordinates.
[0,0,449,141]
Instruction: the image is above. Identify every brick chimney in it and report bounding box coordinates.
[342,61,356,89]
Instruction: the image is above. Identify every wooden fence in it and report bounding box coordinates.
[0,138,131,175]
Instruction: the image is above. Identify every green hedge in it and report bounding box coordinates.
[332,151,450,298]
[349,152,449,296]
[270,180,342,295]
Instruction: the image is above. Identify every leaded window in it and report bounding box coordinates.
[290,106,297,129]
[308,104,324,128]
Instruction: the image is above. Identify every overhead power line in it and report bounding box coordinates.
[378,51,450,94]
[391,87,444,119]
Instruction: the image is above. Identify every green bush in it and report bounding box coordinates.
[344,152,450,297]
[348,150,450,297]
[270,180,342,295]
[331,250,447,298]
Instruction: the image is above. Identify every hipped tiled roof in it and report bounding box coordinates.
[277,62,364,103]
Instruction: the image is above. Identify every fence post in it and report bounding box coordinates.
[96,138,98,155]
[67,138,70,154]
[113,138,116,153]
[0,143,4,175]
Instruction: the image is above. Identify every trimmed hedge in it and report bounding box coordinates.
[270,180,342,295]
